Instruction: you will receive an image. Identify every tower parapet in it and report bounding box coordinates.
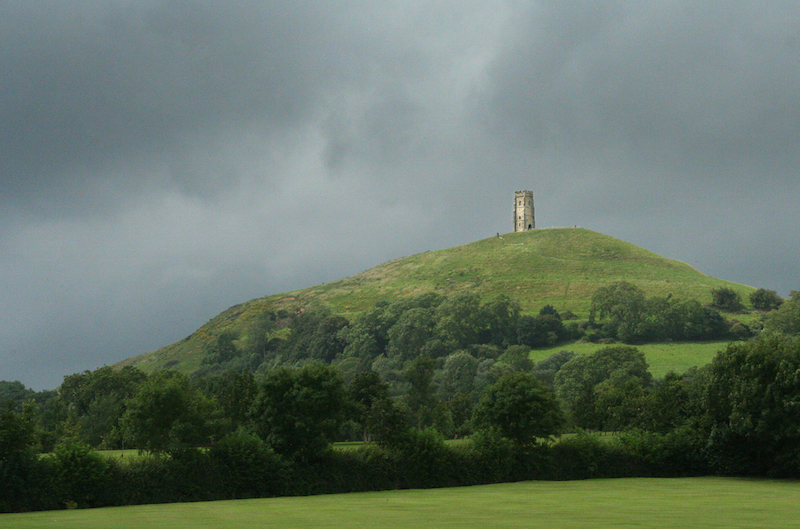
[513,190,535,231]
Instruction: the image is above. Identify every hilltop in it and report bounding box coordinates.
[116,228,755,375]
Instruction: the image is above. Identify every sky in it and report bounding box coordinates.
[2,1,799,390]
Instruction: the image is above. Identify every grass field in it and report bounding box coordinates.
[3,478,799,528]
[530,339,732,377]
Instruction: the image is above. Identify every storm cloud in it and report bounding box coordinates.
[1,1,798,389]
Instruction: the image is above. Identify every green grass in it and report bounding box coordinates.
[3,478,799,528]
[115,228,756,376]
[530,339,733,378]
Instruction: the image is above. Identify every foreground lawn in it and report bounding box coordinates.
[3,477,799,528]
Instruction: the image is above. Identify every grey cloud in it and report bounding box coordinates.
[1,1,799,389]
[489,1,800,171]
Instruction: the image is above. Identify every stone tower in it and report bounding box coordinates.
[513,190,535,231]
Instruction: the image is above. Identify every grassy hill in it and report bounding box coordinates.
[116,228,755,375]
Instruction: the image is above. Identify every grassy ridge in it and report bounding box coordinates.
[4,478,799,529]
[116,228,755,376]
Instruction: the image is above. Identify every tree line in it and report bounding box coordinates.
[2,285,798,512]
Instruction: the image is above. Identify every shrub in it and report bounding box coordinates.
[551,432,633,479]
[209,431,291,498]
[617,427,708,477]
[51,442,117,508]
[470,428,514,483]
[710,287,742,312]
[750,288,783,311]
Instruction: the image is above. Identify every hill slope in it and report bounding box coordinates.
[116,228,755,375]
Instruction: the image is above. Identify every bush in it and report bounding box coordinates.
[51,442,117,508]
[470,428,514,483]
[750,288,783,311]
[556,433,634,479]
[617,427,708,477]
[398,428,451,484]
[711,287,742,312]
[209,431,291,498]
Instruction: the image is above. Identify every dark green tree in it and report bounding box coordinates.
[479,296,521,346]
[764,291,800,335]
[0,382,34,410]
[710,287,742,312]
[496,346,534,373]
[59,366,147,447]
[433,292,483,349]
[531,350,577,389]
[554,346,652,429]
[0,401,38,459]
[365,397,409,448]
[199,370,257,431]
[438,351,479,398]
[448,392,474,437]
[473,372,565,447]
[202,330,240,365]
[0,402,49,512]
[590,281,647,325]
[403,356,437,428]
[348,371,389,441]
[121,372,223,456]
[636,371,693,434]
[386,307,436,360]
[704,333,800,476]
[250,364,348,460]
[592,373,647,432]
[750,288,783,311]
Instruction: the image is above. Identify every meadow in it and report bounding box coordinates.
[3,477,798,529]
[530,339,731,377]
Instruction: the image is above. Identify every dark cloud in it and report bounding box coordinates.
[1,1,798,389]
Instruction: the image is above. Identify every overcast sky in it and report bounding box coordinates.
[2,1,799,390]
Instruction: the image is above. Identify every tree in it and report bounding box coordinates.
[121,372,223,456]
[448,392,474,436]
[433,292,483,349]
[496,346,534,373]
[241,308,278,365]
[59,366,147,447]
[764,291,800,335]
[386,307,436,360]
[473,372,565,447]
[0,401,48,512]
[531,350,576,389]
[479,296,521,346]
[590,282,647,324]
[403,356,437,428]
[710,287,742,312]
[0,401,38,459]
[592,373,647,432]
[0,382,34,410]
[199,370,257,431]
[285,309,350,363]
[202,330,240,365]
[516,312,566,347]
[750,288,783,311]
[365,397,409,448]
[555,346,651,404]
[348,371,389,441]
[554,346,652,429]
[438,351,479,398]
[704,333,800,476]
[250,364,347,460]
[635,372,693,434]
